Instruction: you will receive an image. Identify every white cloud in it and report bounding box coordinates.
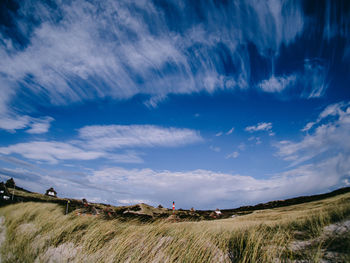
[302,102,350,132]
[0,115,31,132]
[245,122,272,132]
[0,141,105,164]
[259,75,296,93]
[78,125,202,150]
[0,114,54,133]
[26,117,54,134]
[276,101,350,167]
[245,122,273,135]
[85,153,349,209]
[0,124,202,164]
[215,132,223,137]
[226,151,239,159]
[226,127,235,135]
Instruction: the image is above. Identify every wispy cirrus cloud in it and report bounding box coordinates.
[258,59,328,98]
[78,125,202,150]
[0,0,306,118]
[302,59,328,98]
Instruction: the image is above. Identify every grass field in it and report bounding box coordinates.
[1,191,350,262]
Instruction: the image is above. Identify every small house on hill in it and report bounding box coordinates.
[0,182,10,200]
[210,208,223,219]
[45,187,57,197]
[215,208,222,216]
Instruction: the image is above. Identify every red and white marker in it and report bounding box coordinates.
[172,201,175,211]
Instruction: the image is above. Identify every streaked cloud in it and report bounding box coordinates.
[0,0,306,117]
[303,59,328,98]
[0,141,104,164]
[0,115,54,133]
[0,115,31,132]
[78,125,203,150]
[0,124,202,164]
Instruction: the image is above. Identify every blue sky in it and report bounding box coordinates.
[0,0,349,209]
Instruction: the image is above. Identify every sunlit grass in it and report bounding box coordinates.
[1,192,350,262]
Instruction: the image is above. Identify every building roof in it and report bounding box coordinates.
[46,187,57,195]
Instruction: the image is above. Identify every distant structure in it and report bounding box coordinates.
[45,187,57,197]
[215,208,222,216]
[5,178,15,188]
[0,182,10,200]
[210,208,223,219]
[82,198,89,207]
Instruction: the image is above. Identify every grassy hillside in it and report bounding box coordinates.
[4,186,350,221]
[0,192,350,262]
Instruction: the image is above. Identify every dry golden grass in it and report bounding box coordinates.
[1,192,350,262]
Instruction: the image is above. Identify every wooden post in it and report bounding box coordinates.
[66,200,70,215]
[12,183,15,201]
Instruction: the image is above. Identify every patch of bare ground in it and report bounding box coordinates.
[35,242,82,263]
[289,219,350,262]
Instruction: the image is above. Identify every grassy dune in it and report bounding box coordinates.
[1,193,350,262]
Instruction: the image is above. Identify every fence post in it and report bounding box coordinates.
[66,200,70,215]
